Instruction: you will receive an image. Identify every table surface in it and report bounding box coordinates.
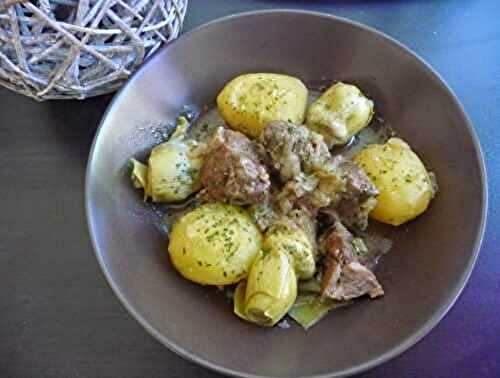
[1,0,499,377]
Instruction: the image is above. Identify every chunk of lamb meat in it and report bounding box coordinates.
[328,262,384,300]
[276,173,319,214]
[335,155,378,198]
[317,156,379,230]
[319,221,383,300]
[259,121,331,181]
[278,155,378,228]
[200,127,270,205]
[318,208,392,268]
[335,196,377,231]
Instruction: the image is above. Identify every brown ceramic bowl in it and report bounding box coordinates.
[86,10,487,378]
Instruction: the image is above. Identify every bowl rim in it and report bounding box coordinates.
[85,9,488,378]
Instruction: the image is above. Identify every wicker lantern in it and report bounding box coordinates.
[0,0,187,100]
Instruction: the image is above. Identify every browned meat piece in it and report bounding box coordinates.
[318,221,355,264]
[259,123,376,229]
[328,262,384,300]
[200,127,270,205]
[294,196,322,218]
[336,156,378,198]
[274,155,378,229]
[317,206,340,226]
[276,173,319,214]
[319,221,355,296]
[335,196,377,230]
[316,156,379,230]
[321,256,342,297]
[305,131,332,172]
[318,207,392,268]
[259,121,330,181]
[319,221,384,300]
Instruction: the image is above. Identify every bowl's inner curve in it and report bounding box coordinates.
[86,11,485,378]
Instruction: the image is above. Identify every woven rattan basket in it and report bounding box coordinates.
[0,0,187,100]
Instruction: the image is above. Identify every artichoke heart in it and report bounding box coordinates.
[264,219,316,280]
[233,280,248,321]
[130,116,205,203]
[234,250,297,326]
[130,158,148,189]
[306,82,374,147]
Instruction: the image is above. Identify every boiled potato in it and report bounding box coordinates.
[146,117,204,202]
[217,73,308,138]
[354,138,436,226]
[168,203,262,285]
[263,219,316,279]
[234,249,297,326]
[306,82,374,147]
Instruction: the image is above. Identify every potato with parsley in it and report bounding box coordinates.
[168,203,262,285]
[354,138,436,226]
[306,82,374,147]
[217,73,308,138]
